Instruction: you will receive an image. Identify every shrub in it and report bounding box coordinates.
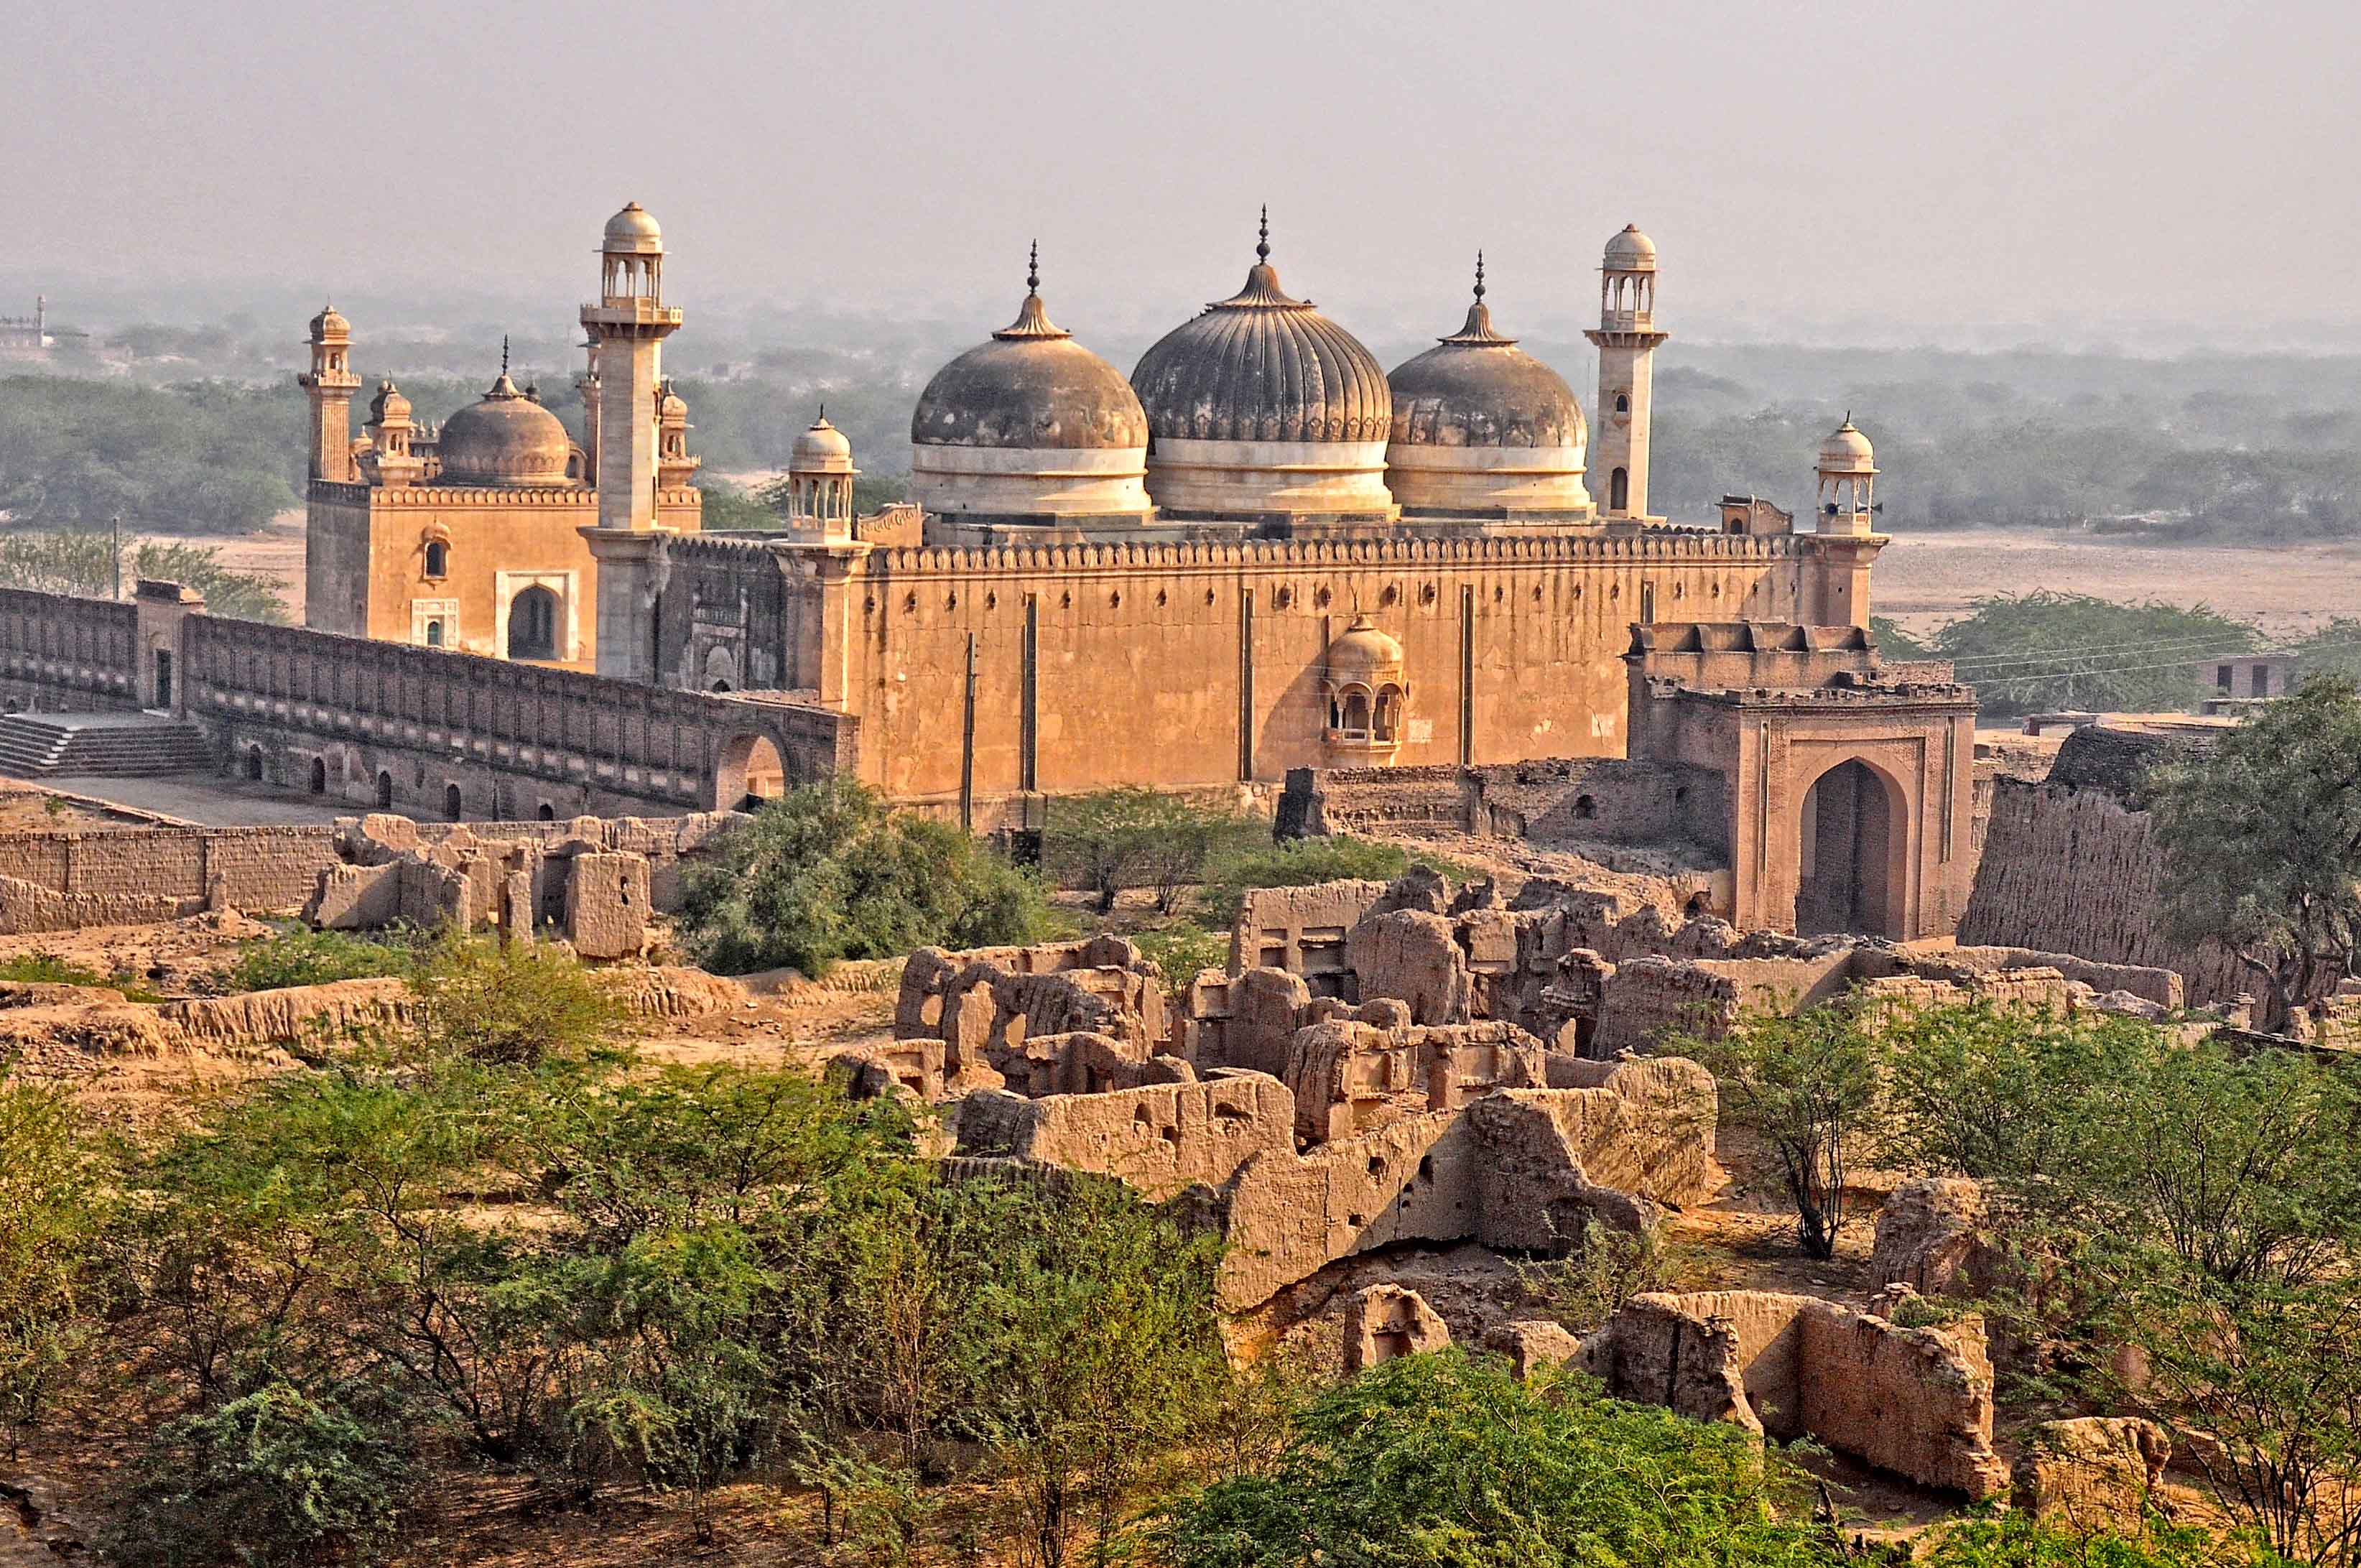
[1919,1511,2238,1567]
[1512,1222,1685,1335]
[1042,789,1265,914]
[681,781,1055,976]
[104,1383,412,1568]
[1133,922,1232,986]
[409,932,621,1065]
[1154,1350,1825,1568]
[0,1082,115,1447]
[224,924,422,992]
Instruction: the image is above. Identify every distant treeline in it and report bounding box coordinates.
[6,337,2360,539]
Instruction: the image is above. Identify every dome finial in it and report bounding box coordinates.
[1473,251,1485,303]
[1026,240,1039,298]
[817,401,826,422]
[501,334,510,376]
[1257,205,1270,264]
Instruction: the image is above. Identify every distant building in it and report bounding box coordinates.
[0,297,83,360]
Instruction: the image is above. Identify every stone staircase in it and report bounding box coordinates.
[0,713,215,778]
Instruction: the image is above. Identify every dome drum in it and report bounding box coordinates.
[1383,443,1592,521]
[909,442,1153,525]
[1133,436,1395,524]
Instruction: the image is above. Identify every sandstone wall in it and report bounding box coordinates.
[1959,780,2244,1006]
[1585,1289,2008,1498]
[955,1072,1297,1200]
[0,827,341,916]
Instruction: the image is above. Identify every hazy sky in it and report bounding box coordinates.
[9,0,2359,345]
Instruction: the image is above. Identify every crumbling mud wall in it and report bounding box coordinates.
[1961,776,2243,1007]
[885,936,1169,1097]
[0,826,341,917]
[1582,1289,2009,1498]
[0,873,205,934]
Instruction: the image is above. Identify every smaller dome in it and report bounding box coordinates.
[1388,260,1586,450]
[1326,614,1404,677]
[659,384,688,424]
[603,200,663,256]
[791,412,855,473]
[367,379,410,423]
[1819,416,1877,472]
[1603,223,1657,272]
[309,302,349,343]
[435,364,575,487]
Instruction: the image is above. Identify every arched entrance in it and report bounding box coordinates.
[309,757,328,795]
[713,733,787,811]
[376,770,394,809]
[444,782,463,822]
[244,746,264,781]
[1609,467,1629,512]
[1796,759,1906,938]
[508,586,560,661]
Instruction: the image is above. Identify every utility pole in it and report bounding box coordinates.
[111,514,122,600]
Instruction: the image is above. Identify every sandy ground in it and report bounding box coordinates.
[1874,526,2361,639]
[209,509,307,619]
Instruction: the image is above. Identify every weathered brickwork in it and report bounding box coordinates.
[0,825,341,914]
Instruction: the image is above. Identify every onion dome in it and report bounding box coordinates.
[603,200,663,255]
[1388,256,1585,450]
[308,302,350,343]
[1130,212,1389,444]
[1603,223,1657,271]
[792,410,855,473]
[1325,613,1405,678]
[1818,414,1877,473]
[912,246,1147,450]
[435,343,575,486]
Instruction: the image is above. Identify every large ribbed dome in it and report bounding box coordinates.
[1131,223,1389,444]
[435,364,574,487]
[912,259,1146,450]
[1389,268,1585,450]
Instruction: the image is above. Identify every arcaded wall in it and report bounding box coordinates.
[0,587,141,710]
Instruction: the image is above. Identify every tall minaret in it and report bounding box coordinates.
[581,203,686,682]
[297,304,361,483]
[582,201,681,532]
[1584,225,1668,522]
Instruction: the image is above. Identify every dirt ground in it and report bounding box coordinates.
[1875,525,2361,639]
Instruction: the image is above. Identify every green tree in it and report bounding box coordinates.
[971,1177,1228,1568]
[0,1082,116,1449]
[681,781,1055,976]
[1878,1001,2140,1187]
[1154,1350,1827,1568]
[2151,677,2361,1031]
[1931,592,2256,718]
[1044,790,1263,916]
[1680,1006,1885,1259]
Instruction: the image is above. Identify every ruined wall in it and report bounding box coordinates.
[1584,1289,2008,1498]
[1279,756,1727,850]
[0,825,341,915]
[1959,779,2244,1006]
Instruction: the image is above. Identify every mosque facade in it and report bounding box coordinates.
[298,204,1980,940]
[300,203,703,665]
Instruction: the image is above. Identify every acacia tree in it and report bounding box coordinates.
[2151,676,2361,1033]
[1682,1006,1884,1259]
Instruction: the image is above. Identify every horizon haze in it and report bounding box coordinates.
[6,0,2359,353]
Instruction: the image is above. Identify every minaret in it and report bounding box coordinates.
[581,202,685,681]
[1812,416,1885,627]
[1585,225,1668,523]
[582,201,681,532]
[297,304,361,483]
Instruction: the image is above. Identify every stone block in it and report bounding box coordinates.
[563,850,649,960]
[1342,1284,1451,1373]
[2012,1417,2169,1528]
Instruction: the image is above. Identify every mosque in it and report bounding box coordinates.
[297,202,1979,940]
